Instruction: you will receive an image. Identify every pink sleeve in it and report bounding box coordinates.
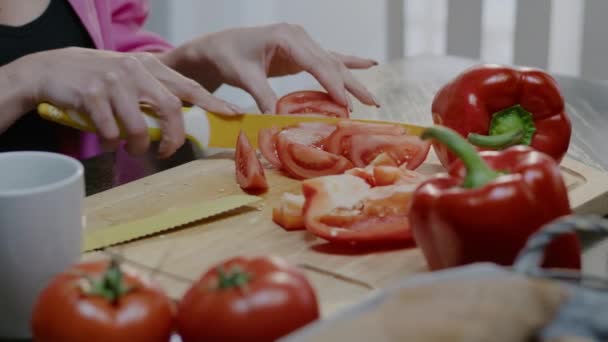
[109,0,173,52]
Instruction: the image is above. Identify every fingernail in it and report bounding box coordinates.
[372,94,381,107]
[230,103,244,114]
[263,106,275,114]
[345,92,353,111]
[223,103,243,115]
[372,60,379,66]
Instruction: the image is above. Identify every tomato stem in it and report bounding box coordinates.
[422,125,500,188]
[84,258,132,304]
[216,266,251,290]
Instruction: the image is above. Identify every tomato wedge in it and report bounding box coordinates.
[276,133,353,180]
[258,127,282,168]
[373,166,428,186]
[235,131,268,193]
[302,175,414,245]
[368,152,399,167]
[272,193,306,231]
[346,134,431,169]
[347,163,427,187]
[278,123,336,147]
[324,121,405,155]
[276,90,349,118]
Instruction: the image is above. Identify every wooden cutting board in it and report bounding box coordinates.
[83,152,608,316]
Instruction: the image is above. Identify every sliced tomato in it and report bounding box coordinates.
[302,174,414,245]
[345,134,431,169]
[276,90,349,118]
[258,127,282,168]
[368,152,398,167]
[345,167,375,186]
[272,193,306,231]
[276,133,353,180]
[373,166,427,186]
[236,130,268,193]
[324,121,405,155]
[278,123,336,147]
[347,163,427,187]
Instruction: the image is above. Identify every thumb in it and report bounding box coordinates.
[241,69,278,114]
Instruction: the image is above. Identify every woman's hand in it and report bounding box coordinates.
[161,23,380,114]
[15,47,242,158]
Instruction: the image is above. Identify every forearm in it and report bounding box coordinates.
[157,43,224,94]
[0,58,34,134]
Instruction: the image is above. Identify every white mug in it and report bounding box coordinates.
[0,151,84,339]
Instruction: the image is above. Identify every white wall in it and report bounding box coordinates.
[145,1,590,109]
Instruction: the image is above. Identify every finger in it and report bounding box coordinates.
[288,42,351,109]
[181,83,244,117]
[81,82,121,150]
[108,81,150,156]
[331,52,378,69]
[137,53,243,116]
[305,56,351,110]
[133,67,186,158]
[343,70,380,107]
[241,68,278,114]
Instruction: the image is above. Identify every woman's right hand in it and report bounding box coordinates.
[16,47,242,158]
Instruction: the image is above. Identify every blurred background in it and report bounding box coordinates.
[144,0,606,109]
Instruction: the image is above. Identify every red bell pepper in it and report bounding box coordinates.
[409,125,581,271]
[431,64,572,169]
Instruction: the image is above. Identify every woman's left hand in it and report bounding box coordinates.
[161,23,379,113]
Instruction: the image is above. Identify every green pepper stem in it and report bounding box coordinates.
[216,266,251,290]
[84,258,132,304]
[422,126,500,188]
[467,105,536,150]
[467,130,523,148]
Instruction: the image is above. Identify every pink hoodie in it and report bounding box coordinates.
[66,0,173,159]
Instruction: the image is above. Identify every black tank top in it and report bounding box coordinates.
[0,0,94,154]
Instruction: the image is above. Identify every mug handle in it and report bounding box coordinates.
[514,214,608,288]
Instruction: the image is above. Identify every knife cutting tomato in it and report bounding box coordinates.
[431,64,571,168]
[255,93,430,181]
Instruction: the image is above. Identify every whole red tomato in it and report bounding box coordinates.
[177,256,319,342]
[31,259,175,342]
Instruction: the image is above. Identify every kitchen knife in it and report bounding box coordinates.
[83,194,261,252]
[38,103,426,150]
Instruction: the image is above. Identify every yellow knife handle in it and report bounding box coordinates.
[37,102,164,143]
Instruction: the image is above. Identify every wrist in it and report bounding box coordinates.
[1,55,38,114]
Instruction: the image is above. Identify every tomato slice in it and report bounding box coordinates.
[276,90,349,118]
[324,121,405,155]
[258,127,282,168]
[235,131,268,193]
[276,133,353,180]
[279,123,336,147]
[368,152,399,167]
[302,174,414,245]
[345,153,396,186]
[272,193,305,231]
[347,163,427,187]
[373,166,428,186]
[345,134,431,169]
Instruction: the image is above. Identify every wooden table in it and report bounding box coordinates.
[81,55,608,307]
